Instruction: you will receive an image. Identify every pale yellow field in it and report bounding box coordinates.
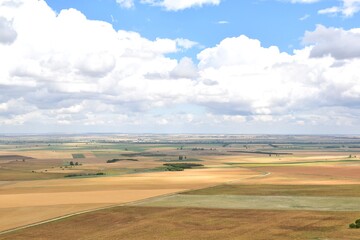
[0,167,259,232]
[0,204,108,232]
[0,151,72,159]
[205,153,352,164]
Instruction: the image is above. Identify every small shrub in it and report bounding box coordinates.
[350,223,357,229]
[349,219,360,229]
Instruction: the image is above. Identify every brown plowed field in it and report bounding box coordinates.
[1,207,359,240]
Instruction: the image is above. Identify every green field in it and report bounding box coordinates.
[133,194,360,211]
[182,184,360,197]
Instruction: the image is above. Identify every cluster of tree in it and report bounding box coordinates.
[163,163,203,171]
[191,147,205,151]
[69,161,80,166]
[349,219,360,229]
[190,147,216,151]
[106,158,138,163]
[64,172,105,178]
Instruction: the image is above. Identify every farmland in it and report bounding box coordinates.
[1,134,360,239]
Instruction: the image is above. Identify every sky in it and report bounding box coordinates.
[1,0,360,134]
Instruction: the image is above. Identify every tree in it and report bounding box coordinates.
[69,161,74,166]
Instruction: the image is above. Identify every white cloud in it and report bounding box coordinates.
[2,0,360,133]
[140,0,221,11]
[175,38,198,49]
[303,25,360,59]
[299,14,310,21]
[192,31,360,129]
[217,20,229,24]
[284,0,360,17]
[116,0,135,8]
[319,0,360,17]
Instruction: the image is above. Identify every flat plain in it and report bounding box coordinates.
[1,134,360,239]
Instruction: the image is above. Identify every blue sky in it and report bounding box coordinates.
[44,0,360,55]
[1,0,360,134]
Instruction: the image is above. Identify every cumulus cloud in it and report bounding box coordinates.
[193,31,360,122]
[304,25,360,59]
[2,0,360,133]
[140,0,221,11]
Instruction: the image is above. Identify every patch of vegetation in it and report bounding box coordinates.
[228,150,293,156]
[191,147,205,151]
[72,153,85,159]
[121,152,167,157]
[163,163,203,171]
[64,172,105,178]
[106,158,138,163]
[0,155,33,160]
[182,184,360,197]
[349,219,360,229]
[159,158,202,162]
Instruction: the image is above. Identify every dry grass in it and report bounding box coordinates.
[0,168,65,181]
[260,165,360,180]
[0,204,108,232]
[0,167,259,231]
[1,207,360,240]
[0,151,72,159]
[238,165,360,185]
